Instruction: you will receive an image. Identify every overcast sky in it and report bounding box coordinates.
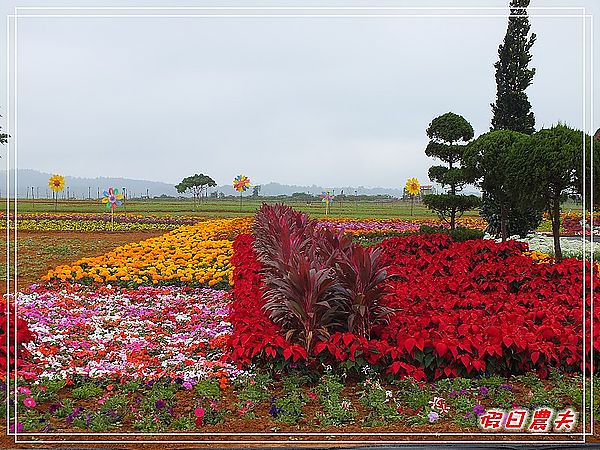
[1,1,598,188]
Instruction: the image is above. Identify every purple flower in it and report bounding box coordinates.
[269,397,282,417]
[473,404,485,416]
[155,399,166,410]
[478,386,489,396]
[428,411,439,423]
[449,390,457,398]
[106,409,120,419]
[459,389,468,396]
[269,404,281,417]
[66,407,83,425]
[182,381,193,390]
[48,402,62,414]
[499,384,513,391]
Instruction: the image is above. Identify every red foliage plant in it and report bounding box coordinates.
[227,206,599,380]
[251,204,392,352]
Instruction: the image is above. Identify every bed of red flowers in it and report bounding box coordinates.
[227,206,599,381]
[0,297,35,374]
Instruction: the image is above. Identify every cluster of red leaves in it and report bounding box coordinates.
[226,234,307,365]
[0,297,35,374]
[226,233,424,378]
[561,215,588,236]
[376,234,598,379]
[227,232,599,380]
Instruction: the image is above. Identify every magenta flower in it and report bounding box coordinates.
[9,422,24,433]
[23,397,36,408]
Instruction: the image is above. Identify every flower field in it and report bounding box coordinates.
[3,207,596,438]
[17,284,244,382]
[39,216,481,287]
[318,216,487,235]
[1,213,202,232]
[228,222,598,380]
[42,218,253,287]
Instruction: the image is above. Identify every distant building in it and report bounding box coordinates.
[420,185,434,197]
[402,185,435,200]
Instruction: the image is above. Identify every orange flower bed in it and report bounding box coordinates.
[42,218,253,287]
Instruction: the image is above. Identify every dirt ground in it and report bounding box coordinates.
[0,430,591,449]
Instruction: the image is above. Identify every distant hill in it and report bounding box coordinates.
[0,169,178,199]
[0,169,478,199]
[213,181,406,198]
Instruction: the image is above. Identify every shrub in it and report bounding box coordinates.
[334,245,393,340]
[253,204,392,351]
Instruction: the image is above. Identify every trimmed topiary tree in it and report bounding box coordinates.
[423,112,480,229]
[463,130,544,241]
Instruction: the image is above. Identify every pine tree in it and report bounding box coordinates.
[490,0,536,134]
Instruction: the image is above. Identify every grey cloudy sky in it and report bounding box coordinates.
[1,1,598,188]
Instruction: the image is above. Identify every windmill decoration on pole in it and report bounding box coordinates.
[233,175,251,211]
[102,187,124,231]
[405,177,421,216]
[48,174,65,212]
[320,190,335,216]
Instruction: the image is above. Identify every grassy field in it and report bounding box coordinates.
[1,197,482,220]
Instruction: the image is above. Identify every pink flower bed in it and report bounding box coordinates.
[16,283,246,382]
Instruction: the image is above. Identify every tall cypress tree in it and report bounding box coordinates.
[483,0,541,238]
[490,0,536,134]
